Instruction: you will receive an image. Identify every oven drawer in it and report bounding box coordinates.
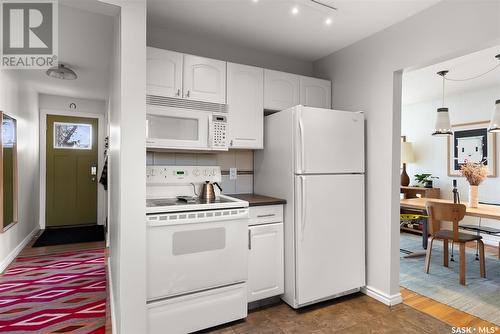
[249,205,283,226]
[148,283,247,334]
[147,216,248,300]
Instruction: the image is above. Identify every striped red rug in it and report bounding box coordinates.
[0,249,107,333]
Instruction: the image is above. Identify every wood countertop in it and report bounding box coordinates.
[400,198,500,220]
[230,194,286,207]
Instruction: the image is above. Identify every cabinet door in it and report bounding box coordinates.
[147,47,183,98]
[183,55,226,104]
[227,63,264,149]
[248,223,284,302]
[264,70,300,111]
[300,76,331,109]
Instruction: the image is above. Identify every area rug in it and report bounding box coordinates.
[32,226,105,247]
[0,249,106,333]
[400,233,500,325]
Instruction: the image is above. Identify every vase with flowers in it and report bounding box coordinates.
[459,161,488,208]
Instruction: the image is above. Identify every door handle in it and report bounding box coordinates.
[300,176,306,241]
[91,163,97,176]
[91,162,97,182]
[298,117,305,173]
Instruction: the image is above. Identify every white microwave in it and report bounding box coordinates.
[146,96,228,151]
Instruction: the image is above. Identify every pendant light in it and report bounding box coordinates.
[488,54,500,132]
[489,99,500,132]
[432,70,452,136]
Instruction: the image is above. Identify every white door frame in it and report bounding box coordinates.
[39,109,106,229]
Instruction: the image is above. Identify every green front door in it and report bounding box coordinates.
[46,115,98,227]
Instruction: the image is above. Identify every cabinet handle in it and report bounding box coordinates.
[248,229,252,250]
[257,214,275,218]
[185,90,190,98]
[230,140,233,146]
[176,89,180,97]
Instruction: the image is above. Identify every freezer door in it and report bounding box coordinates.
[295,107,364,174]
[295,174,365,306]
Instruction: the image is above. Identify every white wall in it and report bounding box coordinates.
[39,94,107,115]
[0,71,40,272]
[402,85,500,244]
[107,1,147,333]
[147,25,314,76]
[314,0,500,304]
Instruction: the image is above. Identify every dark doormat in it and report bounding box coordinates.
[32,225,105,247]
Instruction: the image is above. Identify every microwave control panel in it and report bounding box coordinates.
[211,114,228,150]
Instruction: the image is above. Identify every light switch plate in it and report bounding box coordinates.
[229,168,237,180]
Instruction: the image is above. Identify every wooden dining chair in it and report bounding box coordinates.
[424,201,485,285]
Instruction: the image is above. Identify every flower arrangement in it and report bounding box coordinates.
[459,161,488,186]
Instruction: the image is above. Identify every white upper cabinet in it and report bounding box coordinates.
[227,63,264,149]
[147,47,183,98]
[183,55,226,104]
[264,69,300,111]
[300,76,331,109]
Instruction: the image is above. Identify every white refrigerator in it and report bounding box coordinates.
[254,105,365,308]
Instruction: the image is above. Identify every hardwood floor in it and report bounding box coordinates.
[401,287,497,329]
[18,230,106,258]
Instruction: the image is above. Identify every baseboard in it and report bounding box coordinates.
[107,258,117,334]
[361,286,403,306]
[0,227,39,273]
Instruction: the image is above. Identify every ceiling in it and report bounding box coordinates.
[403,45,500,105]
[147,0,440,61]
[16,2,116,101]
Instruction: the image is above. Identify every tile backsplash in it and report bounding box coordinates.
[146,150,254,194]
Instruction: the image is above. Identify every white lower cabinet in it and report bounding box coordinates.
[248,208,284,302]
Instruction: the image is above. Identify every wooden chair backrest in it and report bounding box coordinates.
[425,201,466,241]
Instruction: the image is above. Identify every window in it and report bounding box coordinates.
[53,122,92,150]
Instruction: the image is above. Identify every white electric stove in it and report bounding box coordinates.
[146,166,249,334]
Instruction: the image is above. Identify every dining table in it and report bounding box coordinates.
[400,197,500,257]
[400,198,500,220]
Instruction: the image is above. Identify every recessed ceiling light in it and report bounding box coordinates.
[252,0,259,3]
[325,17,332,25]
[291,6,299,15]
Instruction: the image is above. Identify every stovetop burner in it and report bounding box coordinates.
[147,197,235,208]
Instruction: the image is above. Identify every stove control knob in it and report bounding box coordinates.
[203,169,208,177]
[210,168,217,176]
[193,168,200,177]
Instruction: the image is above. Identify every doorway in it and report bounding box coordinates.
[45,115,99,227]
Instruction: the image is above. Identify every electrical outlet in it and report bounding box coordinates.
[229,168,237,180]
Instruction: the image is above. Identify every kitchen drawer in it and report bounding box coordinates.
[249,205,283,226]
[147,283,247,334]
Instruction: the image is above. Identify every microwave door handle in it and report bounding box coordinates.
[145,119,149,138]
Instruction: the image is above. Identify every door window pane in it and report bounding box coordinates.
[54,122,92,150]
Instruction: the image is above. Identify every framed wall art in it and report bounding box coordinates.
[447,121,497,177]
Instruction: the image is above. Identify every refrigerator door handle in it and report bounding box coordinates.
[300,175,306,241]
[298,117,305,173]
